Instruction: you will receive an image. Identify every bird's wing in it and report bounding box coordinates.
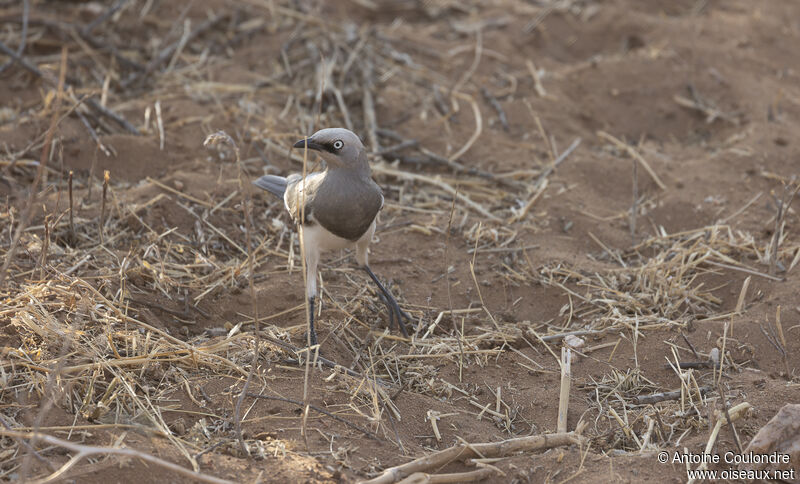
[252,175,287,198]
[283,172,326,224]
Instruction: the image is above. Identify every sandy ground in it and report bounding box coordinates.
[1,0,799,482]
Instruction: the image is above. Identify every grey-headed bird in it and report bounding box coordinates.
[253,128,411,346]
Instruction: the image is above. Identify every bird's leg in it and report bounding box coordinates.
[307,296,318,347]
[303,238,321,348]
[363,265,410,337]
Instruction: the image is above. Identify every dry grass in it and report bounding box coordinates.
[0,0,797,482]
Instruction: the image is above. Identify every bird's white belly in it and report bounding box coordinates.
[302,223,355,252]
[299,220,375,299]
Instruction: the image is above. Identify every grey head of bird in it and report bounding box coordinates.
[293,128,367,171]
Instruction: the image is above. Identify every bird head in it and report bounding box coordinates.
[293,128,366,170]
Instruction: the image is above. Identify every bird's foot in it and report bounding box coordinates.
[364,265,413,339]
[376,292,412,338]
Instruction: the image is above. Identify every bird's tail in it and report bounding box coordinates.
[253,175,287,198]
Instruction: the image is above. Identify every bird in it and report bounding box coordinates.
[253,128,411,346]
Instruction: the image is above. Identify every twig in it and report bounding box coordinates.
[261,334,394,386]
[597,131,666,190]
[716,380,742,454]
[363,431,584,484]
[166,18,192,72]
[731,275,750,337]
[774,306,787,353]
[384,401,406,454]
[540,329,603,342]
[82,0,127,35]
[704,260,783,282]
[87,97,140,135]
[38,216,49,278]
[100,170,109,244]
[525,59,547,98]
[630,155,638,243]
[374,164,500,221]
[0,430,234,484]
[362,62,380,152]
[451,29,482,94]
[239,128,262,453]
[759,323,785,357]
[67,170,75,242]
[443,189,465,381]
[523,5,554,33]
[246,394,378,439]
[16,15,144,72]
[0,415,55,472]
[20,318,76,481]
[557,347,571,433]
[533,137,581,188]
[146,176,214,208]
[674,85,738,125]
[0,0,28,75]
[298,105,316,451]
[734,276,750,314]
[720,191,762,224]
[469,222,500,330]
[686,402,751,484]
[122,13,227,87]
[508,138,581,223]
[372,128,511,185]
[0,40,140,134]
[480,87,509,132]
[680,332,700,360]
[377,139,418,156]
[633,386,710,405]
[155,100,165,150]
[774,306,790,375]
[768,181,800,275]
[588,231,625,267]
[716,322,729,387]
[204,131,259,455]
[448,92,482,163]
[508,178,547,224]
[665,361,719,370]
[76,111,112,157]
[427,410,442,442]
[397,468,496,484]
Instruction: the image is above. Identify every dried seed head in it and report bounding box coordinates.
[709,347,720,366]
[203,130,235,149]
[203,130,240,162]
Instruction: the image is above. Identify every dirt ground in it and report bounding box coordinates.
[1,0,799,482]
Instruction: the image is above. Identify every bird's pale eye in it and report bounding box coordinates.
[332,140,344,150]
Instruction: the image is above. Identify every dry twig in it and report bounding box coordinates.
[363,430,584,484]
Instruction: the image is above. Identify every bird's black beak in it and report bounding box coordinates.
[293,137,323,151]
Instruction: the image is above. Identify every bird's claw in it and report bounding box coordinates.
[376,292,411,337]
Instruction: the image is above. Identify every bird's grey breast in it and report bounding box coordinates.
[311,170,383,241]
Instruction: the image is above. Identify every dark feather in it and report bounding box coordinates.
[253,175,287,198]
